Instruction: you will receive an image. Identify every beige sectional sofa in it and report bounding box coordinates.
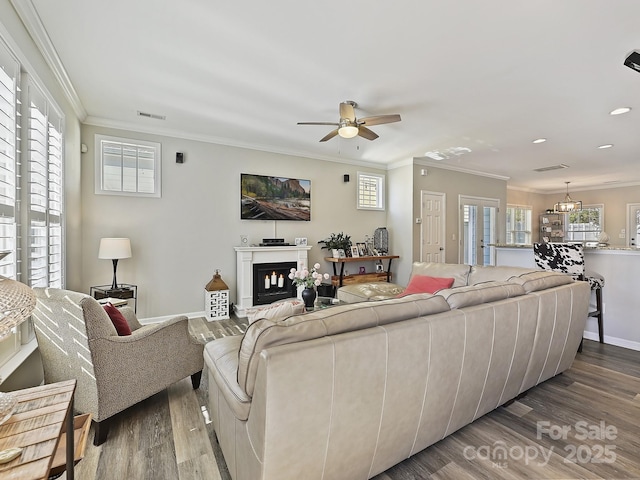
[204,263,590,480]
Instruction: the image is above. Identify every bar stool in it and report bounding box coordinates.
[533,243,604,345]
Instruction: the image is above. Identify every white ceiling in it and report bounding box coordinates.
[17,0,640,193]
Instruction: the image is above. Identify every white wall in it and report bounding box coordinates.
[81,125,389,318]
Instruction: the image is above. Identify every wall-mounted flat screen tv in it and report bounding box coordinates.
[241,173,311,221]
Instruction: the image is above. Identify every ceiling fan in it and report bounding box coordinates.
[297,100,401,142]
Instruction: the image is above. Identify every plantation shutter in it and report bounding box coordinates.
[0,41,19,279]
[26,79,64,288]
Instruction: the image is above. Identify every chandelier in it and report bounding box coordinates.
[554,182,582,213]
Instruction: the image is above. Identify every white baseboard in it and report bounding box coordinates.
[139,311,206,325]
[582,330,640,352]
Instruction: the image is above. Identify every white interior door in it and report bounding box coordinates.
[459,196,499,266]
[420,191,445,262]
[627,203,640,247]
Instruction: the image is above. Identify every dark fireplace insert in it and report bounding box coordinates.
[253,261,296,305]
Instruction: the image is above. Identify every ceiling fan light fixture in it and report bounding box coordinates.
[338,124,359,139]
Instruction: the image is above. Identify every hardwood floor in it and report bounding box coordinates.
[62,334,640,480]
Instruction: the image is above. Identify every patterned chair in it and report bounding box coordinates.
[533,242,604,344]
[32,287,205,445]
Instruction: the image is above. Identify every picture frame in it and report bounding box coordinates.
[375,262,384,272]
[350,246,360,257]
[359,266,366,274]
[337,249,346,258]
[295,237,308,246]
[356,243,367,257]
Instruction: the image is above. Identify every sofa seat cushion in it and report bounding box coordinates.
[410,262,471,287]
[508,270,574,293]
[204,335,251,420]
[337,282,405,303]
[237,293,451,396]
[437,281,526,309]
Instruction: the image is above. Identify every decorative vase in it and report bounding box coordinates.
[301,287,316,310]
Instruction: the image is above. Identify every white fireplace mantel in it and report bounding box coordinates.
[234,246,312,317]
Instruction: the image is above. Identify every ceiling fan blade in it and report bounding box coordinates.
[297,122,339,126]
[358,114,401,126]
[358,126,379,141]
[320,129,339,142]
[339,102,356,121]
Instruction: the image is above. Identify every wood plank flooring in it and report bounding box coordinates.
[59,320,640,480]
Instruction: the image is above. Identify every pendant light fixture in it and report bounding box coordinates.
[554,182,582,213]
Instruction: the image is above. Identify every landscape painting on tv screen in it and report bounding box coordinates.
[241,173,311,221]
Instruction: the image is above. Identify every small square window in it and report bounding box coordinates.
[357,172,385,211]
[95,135,161,197]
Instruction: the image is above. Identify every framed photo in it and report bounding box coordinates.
[356,243,367,257]
[337,249,346,258]
[295,237,308,246]
[350,246,360,257]
[359,266,366,274]
[375,262,384,272]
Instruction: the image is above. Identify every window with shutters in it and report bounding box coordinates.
[0,40,19,281]
[95,134,161,197]
[26,79,64,288]
[357,172,385,211]
[506,204,532,245]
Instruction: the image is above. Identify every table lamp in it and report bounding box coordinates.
[0,262,36,424]
[98,238,132,291]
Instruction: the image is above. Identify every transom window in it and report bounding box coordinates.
[506,204,532,245]
[565,205,603,242]
[357,172,385,211]
[95,135,161,197]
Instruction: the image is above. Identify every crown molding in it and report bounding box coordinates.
[413,157,510,181]
[10,0,87,121]
[83,115,388,170]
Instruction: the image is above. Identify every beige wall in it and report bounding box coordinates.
[81,125,389,317]
[412,163,508,263]
[387,163,414,286]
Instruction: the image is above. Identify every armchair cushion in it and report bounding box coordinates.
[102,303,132,336]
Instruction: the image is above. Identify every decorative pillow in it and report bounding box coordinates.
[396,275,454,297]
[246,298,305,324]
[103,302,132,336]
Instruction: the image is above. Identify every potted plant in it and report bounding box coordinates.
[318,232,352,258]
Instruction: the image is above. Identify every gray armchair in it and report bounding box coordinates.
[32,287,204,445]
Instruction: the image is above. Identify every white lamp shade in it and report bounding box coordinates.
[98,238,132,260]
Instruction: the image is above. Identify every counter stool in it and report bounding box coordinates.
[533,243,604,347]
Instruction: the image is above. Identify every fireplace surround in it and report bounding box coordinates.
[234,245,312,317]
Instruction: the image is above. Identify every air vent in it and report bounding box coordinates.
[533,164,569,172]
[137,111,166,120]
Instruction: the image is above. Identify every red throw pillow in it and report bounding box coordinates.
[396,275,454,297]
[103,302,132,336]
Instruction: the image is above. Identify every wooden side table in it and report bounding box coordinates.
[0,379,76,480]
[325,255,400,287]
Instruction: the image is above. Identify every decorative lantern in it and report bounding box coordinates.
[374,227,389,254]
[204,270,230,321]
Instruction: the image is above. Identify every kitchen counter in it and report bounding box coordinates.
[495,245,640,350]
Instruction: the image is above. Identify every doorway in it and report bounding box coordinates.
[627,203,640,247]
[420,191,446,262]
[459,196,499,265]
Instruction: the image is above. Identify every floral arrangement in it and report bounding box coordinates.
[289,263,330,289]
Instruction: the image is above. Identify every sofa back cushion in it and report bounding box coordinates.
[437,281,526,309]
[237,294,451,396]
[508,270,574,293]
[410,262,471,287]
[468,265,538,285]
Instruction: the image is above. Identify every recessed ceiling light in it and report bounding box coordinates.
[532,138,547,144]
[598,144,613,149]
[609,107,631,115]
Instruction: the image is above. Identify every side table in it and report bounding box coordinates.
[91,283,138,312]
[0,379,76,480]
